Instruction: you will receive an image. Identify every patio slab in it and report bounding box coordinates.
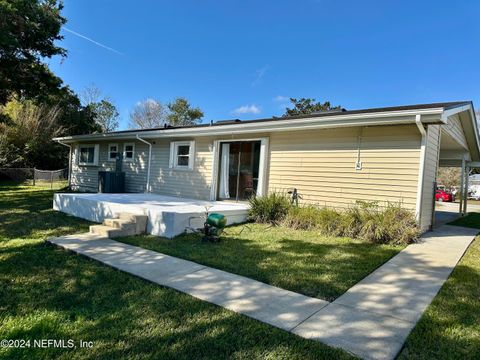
[53,192,249,238]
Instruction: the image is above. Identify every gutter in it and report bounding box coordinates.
[55,139,72,188]
[415,115,427,227]
[136,134,152,193]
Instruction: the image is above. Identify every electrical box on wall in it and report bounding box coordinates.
[355,161,362,170]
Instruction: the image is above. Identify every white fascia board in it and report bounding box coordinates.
[467,105,480,160]
[53,107,444,143]
[442,102,480,161]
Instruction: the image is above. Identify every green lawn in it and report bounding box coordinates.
[449,212,480,229]
[119,224,402,301]
[0,183,353,359]
[3,183,479,359]
[399,215,480,358]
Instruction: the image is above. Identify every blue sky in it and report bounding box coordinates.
[48,0,480,130]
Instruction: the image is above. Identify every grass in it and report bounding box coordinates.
[399,213,480,359]
[119,224,403,301]
[449,212,480,229]
[0,182,353,359]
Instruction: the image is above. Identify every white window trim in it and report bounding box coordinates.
[169,141,195,170]
[123,142,135,162]
[77,144,99,166]
[108,143,118,162]
[210,137,269,201]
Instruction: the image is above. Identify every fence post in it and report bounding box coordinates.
[32,168,35,186]
[50,170,53,189]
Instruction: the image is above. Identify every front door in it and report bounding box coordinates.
[217,141,261,201]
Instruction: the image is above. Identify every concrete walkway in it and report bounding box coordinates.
[48,224,477,360]
[48,233,328,331]
[292,225,478,359]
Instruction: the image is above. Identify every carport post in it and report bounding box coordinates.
[463,165,469,215]
[459,157,465,215]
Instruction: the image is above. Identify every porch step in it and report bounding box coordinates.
[90,225,137,238]
[103,218,136,230]
[89,212,148,238]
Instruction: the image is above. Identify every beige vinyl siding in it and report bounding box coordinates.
[70,146,98,191]
[149,137,213,199]
[443,114,468,150]
[69,125,424,213]
[419,125,441,230]
[268,125,422,210]
[70,140,148,192]
[148,134,269,199]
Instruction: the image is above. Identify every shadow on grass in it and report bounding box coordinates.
[0,187,91,240]
[449,213,480,229]
[0,182,353,359]
[0,241,352,360]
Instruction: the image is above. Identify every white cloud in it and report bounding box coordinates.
[231,105,261,115]
[273,95,289,102]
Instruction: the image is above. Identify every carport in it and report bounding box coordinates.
[435,103,480,227]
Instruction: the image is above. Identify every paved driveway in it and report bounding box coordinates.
[434,201,480,227]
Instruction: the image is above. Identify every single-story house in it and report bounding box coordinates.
[53,101,479,232]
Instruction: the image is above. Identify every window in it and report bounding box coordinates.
[108,143,118,161]
[123,143,135,162]
[77,144,99,166]
[169,141,195,170]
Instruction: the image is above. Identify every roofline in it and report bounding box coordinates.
[463,102,480,161]
[440,101,480,162]
[54,105,452,142]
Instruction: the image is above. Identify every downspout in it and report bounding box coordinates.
[415,114,427,227]
[56,140,72,189]
[136,135,152,193]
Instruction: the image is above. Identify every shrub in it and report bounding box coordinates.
[260,199,420,245]
[339,206,364,238]
[354,202,420,245]
[315,207,343,236]
[248,192,291,224]
[283,205,321,230]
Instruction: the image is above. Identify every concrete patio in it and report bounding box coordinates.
[53,192,249,238]
[48,224,478,360]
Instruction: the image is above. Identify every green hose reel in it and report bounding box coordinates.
[203,213,227,242]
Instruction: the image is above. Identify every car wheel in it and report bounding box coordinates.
[438,197,444,202]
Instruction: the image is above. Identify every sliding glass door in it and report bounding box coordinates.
[218,141,261,201]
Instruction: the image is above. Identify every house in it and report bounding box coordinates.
[53,101,480,233]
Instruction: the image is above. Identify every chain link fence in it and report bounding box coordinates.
[0,168,68,189]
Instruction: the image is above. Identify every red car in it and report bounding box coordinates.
[435,189,454,202]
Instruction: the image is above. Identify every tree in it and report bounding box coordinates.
[283,98,341,117]
[167,97,203,126]
[80,84,102,107]
[129,99,167,129]
[80,85,119,132]
[44,85,101,136]
[87,99,119,132]
[0,0,67,104]
[437,167,461,191]
[0,99,64,169]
